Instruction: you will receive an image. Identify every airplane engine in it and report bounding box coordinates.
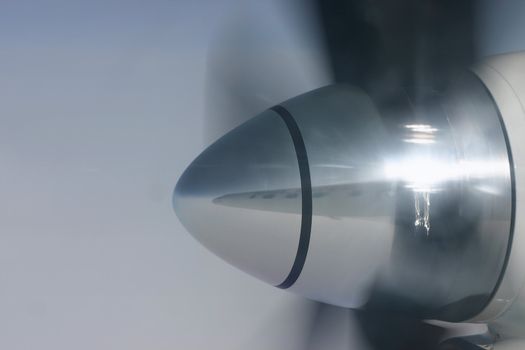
[174,51,525,335]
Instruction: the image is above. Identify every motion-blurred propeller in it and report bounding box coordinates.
[202,0,479,348]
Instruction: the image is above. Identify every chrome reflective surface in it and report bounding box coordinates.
[283,79,511,321]
[173,110,303,286]
[174,73,512,321]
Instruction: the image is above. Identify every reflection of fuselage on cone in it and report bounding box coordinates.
[174,52,525,326]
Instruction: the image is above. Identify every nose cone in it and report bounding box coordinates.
[173,110,303,285]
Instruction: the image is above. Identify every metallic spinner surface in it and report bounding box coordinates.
[174,73,513,322]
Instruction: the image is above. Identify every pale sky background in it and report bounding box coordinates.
[0,0,524,349]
